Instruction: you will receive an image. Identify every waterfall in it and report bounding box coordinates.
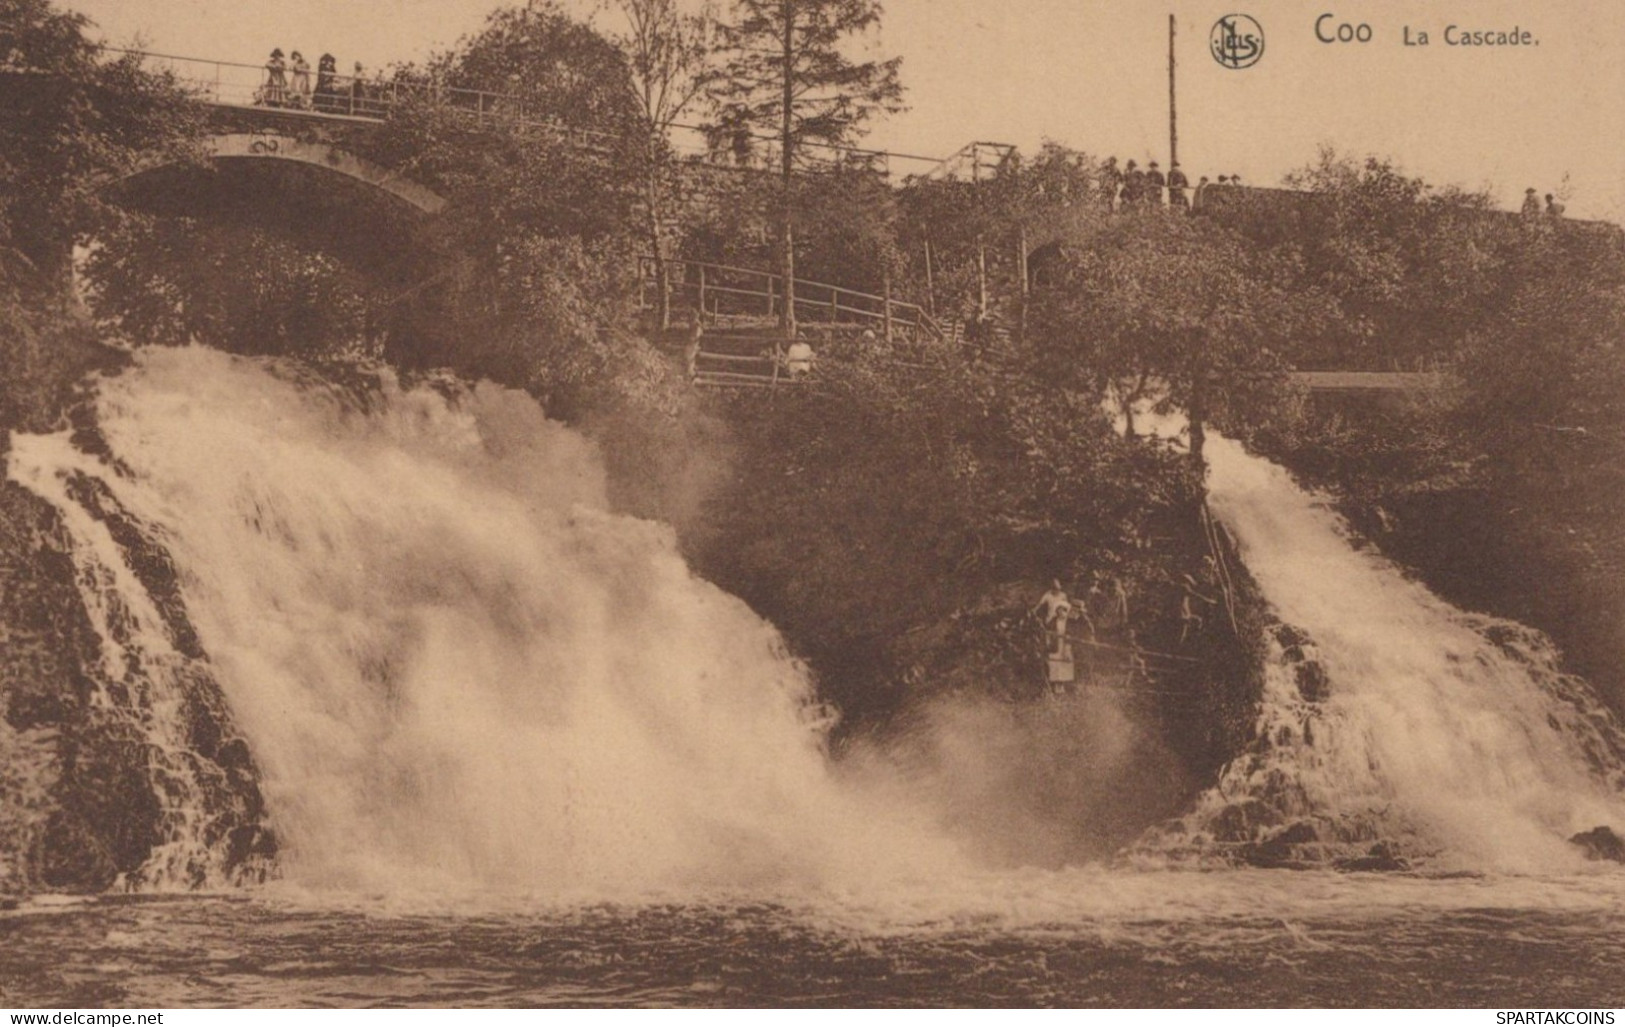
[10,348,1624,894]
[1151,430,1625,871]
[7,347,956,896]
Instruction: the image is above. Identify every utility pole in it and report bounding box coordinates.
[1168,14,1179,170]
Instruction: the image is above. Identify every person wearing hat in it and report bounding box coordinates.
[1167,162,1190,211]
[313,54,339,112]
[289,51,312,109]
[1521,187,1541,217]
[262,49,287,107]
[1146,160,1167,208]
[1121,159,1144,210]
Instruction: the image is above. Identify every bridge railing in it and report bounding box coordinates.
[102,47,619,151]
[639,256,944,342]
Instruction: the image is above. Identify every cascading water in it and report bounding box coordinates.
[1151,429,1625,872]
[8,352,1625,1007]
[8,348,1625,901]
[7,347,959,897]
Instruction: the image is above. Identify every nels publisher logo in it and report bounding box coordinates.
[1211,14,1265,69]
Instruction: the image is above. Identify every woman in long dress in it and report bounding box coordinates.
[261,49,287,107]
[289,52,311,109]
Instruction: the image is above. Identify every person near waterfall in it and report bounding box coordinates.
[1179,574,1218,643]
[1033,581,1073,657]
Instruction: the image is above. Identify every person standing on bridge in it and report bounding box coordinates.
[289,52,312,109]
[313,54,338,113]
[261,49,287,108]
[350,62,369,116]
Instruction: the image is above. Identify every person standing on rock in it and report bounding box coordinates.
[1033,580,1074,657]
[1179,574,1218,643]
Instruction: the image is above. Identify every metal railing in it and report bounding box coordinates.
[639,256,944,343]
[101,47,619,151]
[97,48,1017,185]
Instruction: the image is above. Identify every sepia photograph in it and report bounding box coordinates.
[1,0,1624,1010]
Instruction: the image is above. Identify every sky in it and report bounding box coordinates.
[64,0,1625,221]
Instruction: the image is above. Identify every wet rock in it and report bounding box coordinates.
[1207,799,1277,841]
[1569,826,1625,863]
[1334,842,1410,873]
[1274,624,1311,649]
[1294,660,1330,702]
[1237,821,1320,867]
[1,479,276,893]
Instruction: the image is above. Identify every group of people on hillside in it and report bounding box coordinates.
[1031,577,1140,691]
[1521,187,1567,219]
[1031,570,1221,695]
[258,49,379,115]
[1097,158,1244,214]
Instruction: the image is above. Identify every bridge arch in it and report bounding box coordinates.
[117,133,446,216]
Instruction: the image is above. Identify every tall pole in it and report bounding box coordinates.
[1168,13,1179,169]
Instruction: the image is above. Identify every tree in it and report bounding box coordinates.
[0,0,204,287]
[603,0,720,330]
[896,142,1107,331]
[0,0,203,431]
[1027,215,1306,468]
[356,3,669,413]
[711,0,905,332]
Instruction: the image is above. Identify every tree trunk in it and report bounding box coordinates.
[778,0,797,336]
[644,146,672,331]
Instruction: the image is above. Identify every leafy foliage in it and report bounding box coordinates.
[0,0,205,278]
[710,0,905,326]
[1026,214,1300,462]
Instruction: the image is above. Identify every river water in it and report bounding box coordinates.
[3,872,1624,1007]
[4,348,1624,1007]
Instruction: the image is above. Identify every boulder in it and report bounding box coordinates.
[1569,826,1625,863]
